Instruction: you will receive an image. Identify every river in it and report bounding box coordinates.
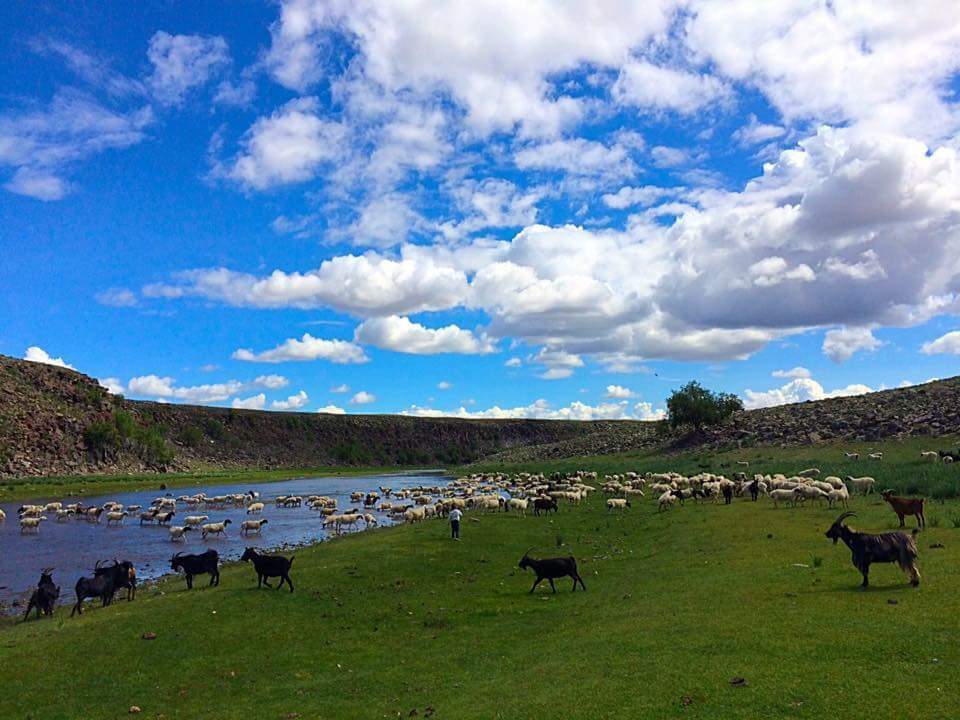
[1,470,448,612]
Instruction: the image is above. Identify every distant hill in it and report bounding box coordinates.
[2,354,958,478]
[0,355,643,478]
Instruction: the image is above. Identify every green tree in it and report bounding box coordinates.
[666,381,743,432]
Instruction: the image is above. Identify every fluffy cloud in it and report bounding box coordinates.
[602,185,680,209]
[24,346,75,369]
[144,4,960,374]
[232,393,266,410]
[95,288,138,307]
[317,404,346,414]
[271,390,309,410]
[822,327,883,363]
[266,0,676,134]
[604,385,634,398]
[233,334,368,364]
[98,377,125,395]
[515,138,636,179]
[0,90,152,200]
[772,366,811,379]
[921,331,960,355]
[437,381,453,390]
[147,32,229,105]
[743,377,873,409]
[254,374,290,389]
[402,396,664,420]
[350,390,376,404]
[732,114,786,147]
[330,383,350,393]
[355,315,495,355]
[119,373,289,404]
[145,253,469,317]
[223,97,346,189]
[612,60,730,114]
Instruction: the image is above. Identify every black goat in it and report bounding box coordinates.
[825,511,921,588]
[518,548,586,593]
[170,550,220,589]
[748,480,760,502]
[71,562,117,616]
[240,547,295,592]
[96,559,137,602]
[23,568,59,621]
[533,497,558,516]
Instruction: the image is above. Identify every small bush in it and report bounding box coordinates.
[133,426,174,467]
[202,417,227,441]
[812,556,823,568]
[83,421,119,462]
[113,410,136,439]
[176,425,204,448]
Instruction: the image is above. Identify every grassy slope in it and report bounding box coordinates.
[2,440,960,719]
[466,434,960,497]
[0,466,425,504]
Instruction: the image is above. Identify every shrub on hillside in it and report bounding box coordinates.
[667,381,743,432]
[83,421,120,462]
[176,424,204,448]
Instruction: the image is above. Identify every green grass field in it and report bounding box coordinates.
[2,438,959,719]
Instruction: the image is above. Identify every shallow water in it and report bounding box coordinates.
[1,471,448,612]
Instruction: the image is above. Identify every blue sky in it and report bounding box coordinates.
[3,1,960,419]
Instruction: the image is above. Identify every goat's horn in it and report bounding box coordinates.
[834,511,856,524]
[522,546,535,558]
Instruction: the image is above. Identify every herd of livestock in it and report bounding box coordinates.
[11,451,940,619]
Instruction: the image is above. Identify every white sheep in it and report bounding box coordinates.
[794,485,828,505]
[844,452,860,460]
[507,498,528,517]
[337,514,363,532]
[847,476,876,495]
[797,468,821,477]
[240,518,269,535]
[106,510,128,526]
[168,525,193,541]
[0,508,5,522]
[920,451,939,462]
[184,515,209,528]
[827,485,850,509]
[770,489,798,508]
[607,498,631,512]
[403,506,427,524]
[823,476,845,489]
[868,452,884,461]
[20,516,46,533]
[657,490,676,512]
[201,519,232,539]
[362,513,378,528]
[246,502,265,515]
[945,456,955,464]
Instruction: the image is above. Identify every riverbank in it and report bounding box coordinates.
[2,479,958,718]
[0,465,441,504]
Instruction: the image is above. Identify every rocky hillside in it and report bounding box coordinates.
[3,353,960,477]
[0,355,624,478]
[485,376,960,463]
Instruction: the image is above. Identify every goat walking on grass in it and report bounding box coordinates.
[518,549,586,594]
[825,512,920,589]
[881,490,925,529]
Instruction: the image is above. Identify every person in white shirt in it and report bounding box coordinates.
[449,507,463,540]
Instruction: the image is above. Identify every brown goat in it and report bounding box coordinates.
[881,490,925,529]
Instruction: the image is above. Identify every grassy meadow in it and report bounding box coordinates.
[2,437,960,719]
